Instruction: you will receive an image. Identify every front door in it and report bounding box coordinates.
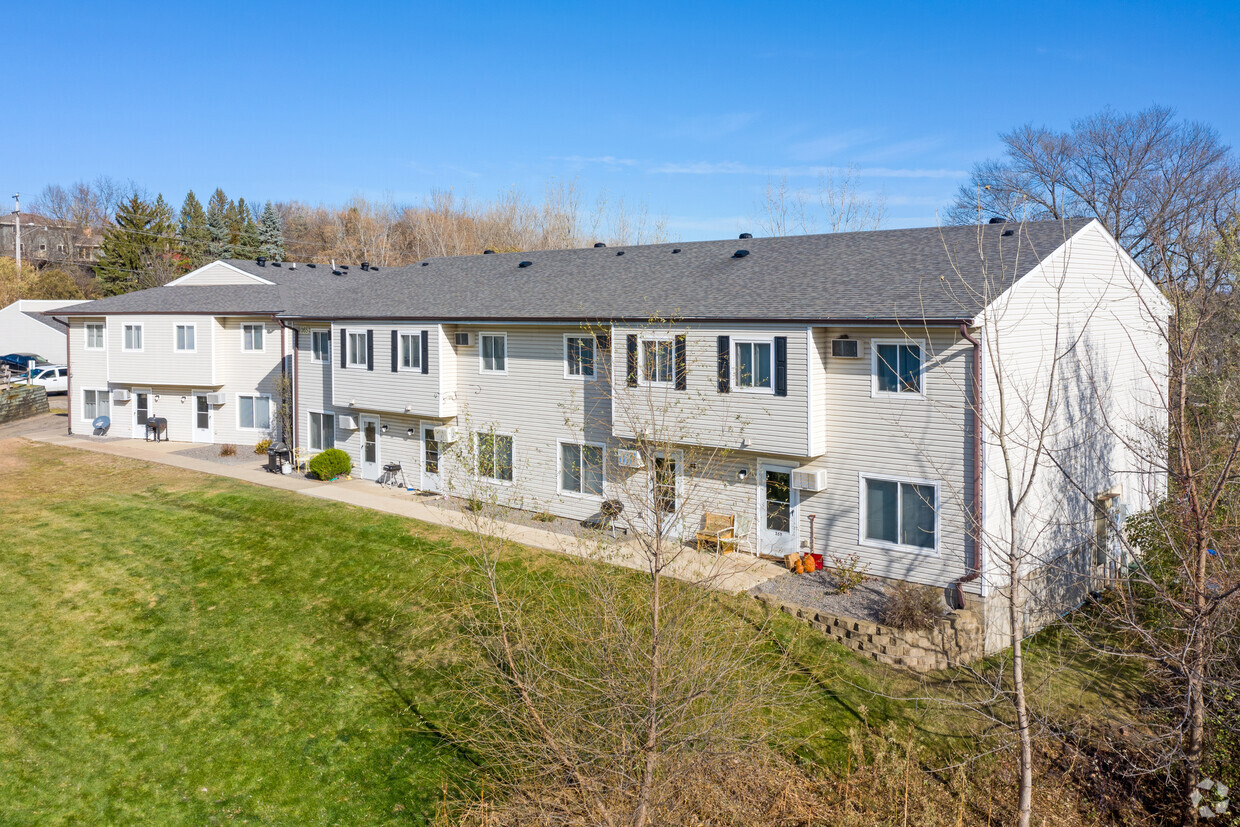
[192,392,213,443]
[650,453,681,541]
[422,426,442,492]
[759,464,797,557]
[360,416,380,480]
[132,391,150,438]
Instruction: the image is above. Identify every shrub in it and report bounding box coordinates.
[826,552,869,594]
[533,510,557,523]
[465,497,485,513]
[880,582,942,630]
[254,438,272,455]
[218,443,237,457]
[308,448,352,480]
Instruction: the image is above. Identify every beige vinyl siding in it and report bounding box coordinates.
[167,261,271,286]
[67,318,108,429]
[107,384,199,442]
[106,315,216,386]
[797,325,975,593]
[210,317,288,445]
[610,324,811,457]
[294,324,336,457]
[330,323,443,416]
[809,328,830,457]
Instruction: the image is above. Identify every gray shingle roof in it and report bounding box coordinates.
[22,311,68,333]
[51,219,1094,323]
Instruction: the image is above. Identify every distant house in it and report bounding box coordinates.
[0,214,102,265]
[0,299,87,363]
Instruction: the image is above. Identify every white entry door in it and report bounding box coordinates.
[131,390,151,438]
[192,392,213,443]
[759,464,797,557]
[421,425,442,492]
[360,416,381,480]
[649,453,682,541]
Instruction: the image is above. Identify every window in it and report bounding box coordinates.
[476,430,514,482]
[175,324,196,352]
[347,331,368,366]
[242,323,264,352]
[311,330,331,363]
[734,340,773,390]
[400,332,421,370]
[873,341,922,395]
[565,335,595,378]
[123,324,143,352]
[309,411,335,451]
[82,389,109,421]
[560,442,604,497]
[861,475,938,551]
[480,333,507,373]
[640,338,675,384]
[238,394,271,430]
[85,323,104,350]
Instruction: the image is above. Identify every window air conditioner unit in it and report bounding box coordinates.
[205,392,226,405]
[831,338,860,358]
[433,425,463,443]
[339,415,358,430]
[111,389,131,403]
[616,448,645,468]
[790,468,827,491]
[454,332,472,346]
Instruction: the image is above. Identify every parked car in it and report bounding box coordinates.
[29,365,69,394]
[0,353,45,374]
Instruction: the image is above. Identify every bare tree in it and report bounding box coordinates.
[755,166,886,237]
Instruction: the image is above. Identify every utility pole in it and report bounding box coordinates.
[11,193,20,270]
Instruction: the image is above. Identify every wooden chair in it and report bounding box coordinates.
[696,512,737,553]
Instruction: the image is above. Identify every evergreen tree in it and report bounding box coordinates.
[258,201,285,261]
[178,190,209,267]
[234,198,261,260]
[206,188,231,259]
[152,193,176,239]
[95,194,163,295]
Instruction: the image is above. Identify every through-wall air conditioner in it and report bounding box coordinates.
[433,425,463,443]
[205,392,226,405]
[339,415,358,430]
[831,338,860,358]
[454,332,472,346]
[111,389,131,403]
[616,448,645,469]
[790,468,827,491]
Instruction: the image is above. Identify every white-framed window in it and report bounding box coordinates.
[308,411,335,451]
[480,333,507,374]
[639,336,675,384]
[564,335,595,378]
[242,323,265,352]
[237,394,272,430]
[122,323,143,352]
[175,323,196,352]
[347,331,368,367]
[734,339,773,391]
[871,339,924,397]
[400,331,422,370]
[85,322,105,350]
[475,430,514,482]
[859,473,939,553]
[82,388,110,421]
[311,330,331,363]
[559,441,605,497]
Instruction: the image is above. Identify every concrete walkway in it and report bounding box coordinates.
[11,414,785,594]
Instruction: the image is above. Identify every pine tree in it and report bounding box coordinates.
[207,188,231,259]
[234,198,261,260]
[258,201,286,261]
[178,190,209,268]
[95,194,162,295]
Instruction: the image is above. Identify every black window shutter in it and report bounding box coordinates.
[366,330,374,371]
[674,334,687,391]
[420,330,429,374]
[774,336,788,397]
[626,334,638,387]
[391,330,399,372]
[717,335,730,393]
[596,331,610,351]
[339,328,347,369]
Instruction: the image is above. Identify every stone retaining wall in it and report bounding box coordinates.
[0,385,49,424]
[754,593,984,672]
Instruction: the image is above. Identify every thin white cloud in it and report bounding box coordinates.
[788,129,875,161]
[650,162,965,179]
[553,155,640,167]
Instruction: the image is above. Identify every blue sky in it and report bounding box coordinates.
[7,1,1238,241]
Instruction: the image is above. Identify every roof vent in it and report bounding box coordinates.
[988,217,1007,224]
[739,232,753,239]
[421,261,430,266]
[616,250,625,256]
[332,269,343,276]
[672,248,681,254]
[341,265,350,270]
[518,260,533,268]
[1002,229,1014,237]
[290,262,297,269]
[483,249,495,254]
[361,261,370,271]
[594,242,606,248]
[733,249,750,258]
[256,256,267,266]
[306,263,316,268]
[370,267,379,272]
[272,261,282,267]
